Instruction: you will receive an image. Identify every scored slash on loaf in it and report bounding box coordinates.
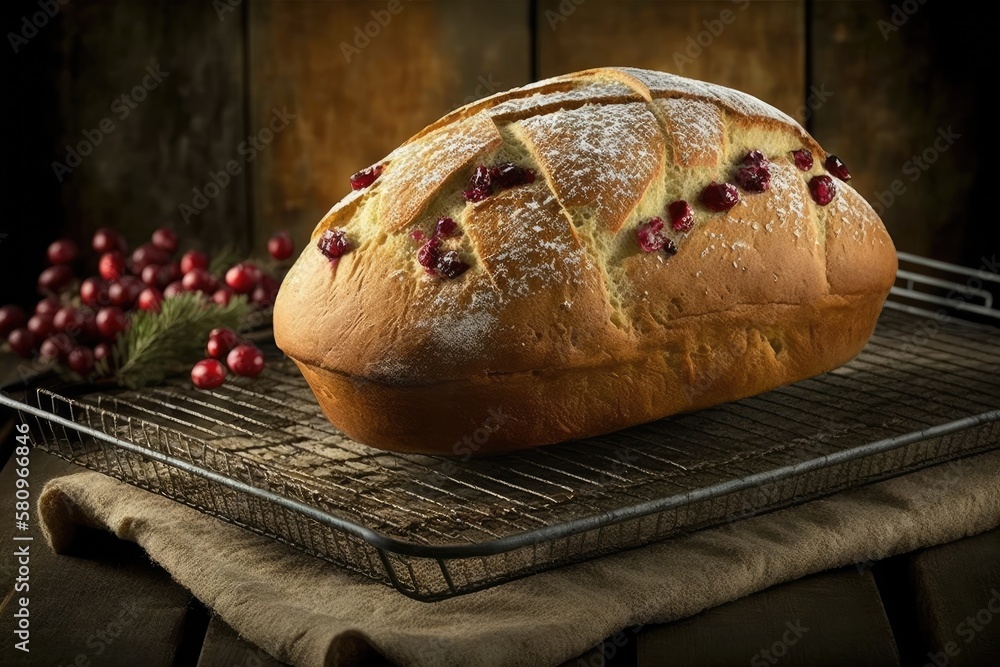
[274,67,897,455]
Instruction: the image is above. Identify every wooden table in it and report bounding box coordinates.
[1,377,998,666]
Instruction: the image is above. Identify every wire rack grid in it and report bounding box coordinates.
[3,259,1000,600]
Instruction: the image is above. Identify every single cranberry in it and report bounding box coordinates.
[700,182,740,212]
[434,217,460,238]
[350,164,383,191]
[668,200,695,233]
[206,327,240,359]
[317,229,351,260]
[225,263,262,294]
[191,358,227,389]
[96,306,129,340]
[46,239,79,265]
[53,306,84,335]
[34,298,61,316]
[79,277,108,308]
[267,231,294,260]
[137,287,163,312]
[109,276,144,308]
[226,344,265,377]
[150,227,178,254]
[463,165,494,202]
[161,261,183,285]
[251,278,279,308]
[93,342,112,365]
[67,346,95,375]
[131,243,171,272]
[99,252,127,281]
[27,313,54,339]
[734,150,771,192]
[180,250,209,275]
[0,305,27,337]
[182,268,216,293]
[808,175,837,206]
[140,264,163,287]
[212,287,234,306]
[37,264,74,294]
[92,228,126,255]
[735,165,771,193]
[163,281,186,299]
[77,308,100,343]
[7,328,35,358]
[791,149,814,171]
[825,154,851,181]
[491,163,536,189]
[463,186,491,202]
[436,251,469,279]
[40,333,74,361]
[636,217,668,253]
[417,237,442,272]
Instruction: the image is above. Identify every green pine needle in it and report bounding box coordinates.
[114,293,253,389]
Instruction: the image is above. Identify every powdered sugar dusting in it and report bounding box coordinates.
[659,97,724,167]
[378,115,502,232]
[766,161,809,240]
[465,184,592,300]
[489,80,638,119]
[518,103,663,232]
[832,185,880,244]
[617,67,802,129]
[418,308,500,361]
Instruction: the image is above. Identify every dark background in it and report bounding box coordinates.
[2,0,994,309]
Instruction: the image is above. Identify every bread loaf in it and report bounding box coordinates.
[273,67,897,455]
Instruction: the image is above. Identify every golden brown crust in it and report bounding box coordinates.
[273,67,897,455]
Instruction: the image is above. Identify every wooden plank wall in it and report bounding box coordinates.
[8,0,989,303]
[52,0,248,251]
[247,0,531,250]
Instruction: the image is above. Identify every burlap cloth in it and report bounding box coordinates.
[38,450,1000,667]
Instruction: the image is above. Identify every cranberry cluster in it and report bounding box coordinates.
[2,227,294,380]
[463,163,536,202]
[634,198,699,257]
[190,327,265,389]
[789,149,852,206]
[413,217,469,279]
[635,148,855,256]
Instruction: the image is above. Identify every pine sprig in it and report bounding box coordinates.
[114,293,252,389]
[208,244,247,276]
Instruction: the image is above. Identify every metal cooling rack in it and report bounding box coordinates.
[3,255,1000,601]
